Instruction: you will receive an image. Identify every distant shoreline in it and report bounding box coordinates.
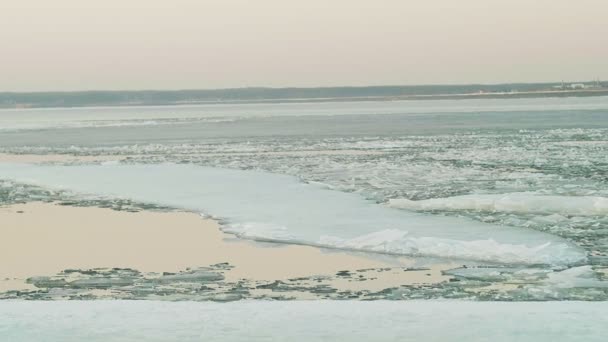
[1,84,607,109]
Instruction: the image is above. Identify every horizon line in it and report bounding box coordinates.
[1,79,605,94]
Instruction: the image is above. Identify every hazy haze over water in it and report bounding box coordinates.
[1,0,607,91]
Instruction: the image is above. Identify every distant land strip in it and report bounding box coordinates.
[1,83,607,109]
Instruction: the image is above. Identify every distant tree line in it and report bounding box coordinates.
[0,82,605,108]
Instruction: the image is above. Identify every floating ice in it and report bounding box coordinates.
[0,163,586,265]
[389,193,608,216]
[318,230,574,265]
[543,266,608,289]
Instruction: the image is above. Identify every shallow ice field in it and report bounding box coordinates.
[1,301,607,342]
[0,163,586,266]
[1,96,608,302]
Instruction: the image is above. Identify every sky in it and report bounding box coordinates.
[1,0,607,91]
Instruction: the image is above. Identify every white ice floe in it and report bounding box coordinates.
[543,266,608,289]
[389,193,608,216]
[318,229,577,265]
[0,163,587,265]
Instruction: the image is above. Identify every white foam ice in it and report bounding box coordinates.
[542,266,608,289]
[0,163,586,265]
[389,193,608,216]
[318,230,574,265]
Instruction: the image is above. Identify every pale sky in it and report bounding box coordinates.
[2,0,607,91]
